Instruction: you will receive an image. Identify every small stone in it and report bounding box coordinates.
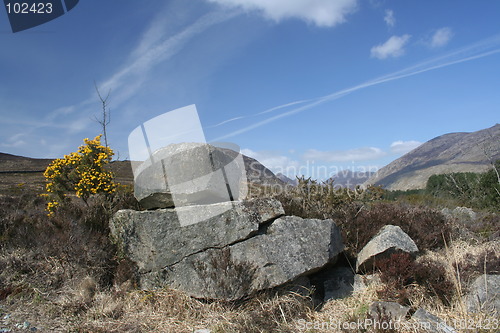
[353,273,381,293]
[369,301,409,322]
[412,308,457,333]
[356,225,418,273]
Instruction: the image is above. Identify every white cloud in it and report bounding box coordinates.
[241,148,300,175]
[303,147,386,162]
[371,34,411,59]
[384,9,395,27]
[390,140,422,154]
[207,0,358,27]
[430,27,453,48]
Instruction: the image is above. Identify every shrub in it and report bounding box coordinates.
[377,253,415,305]
[413,257,455,306]
[478,160,500,208]
[376,253,455,306]
[341,203,451,258]
[272,177,381,220]
[44,135,116,215]
[453,249,500,286]
[426,160,500,210]
[0,185,140,293]
[426,172,481,202]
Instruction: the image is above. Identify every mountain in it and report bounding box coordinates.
[276,173,298,186]
[365,124,500,190]
[0,152,53,172]
[219,149,285,187]
[330,170,375,189]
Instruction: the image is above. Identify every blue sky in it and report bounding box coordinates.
[1,0,499,179]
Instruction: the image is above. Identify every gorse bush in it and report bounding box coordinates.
[44,135,116,214]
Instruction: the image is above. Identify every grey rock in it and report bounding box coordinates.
[322,266,355,301]
[353,273,381,293]
[441,207,477,225]
[368,301,409,322]
[193,330,211,333]
[356,225,418,273]
[465,274,500,313]
[141,216,344,300]
[412,308,457,333]
[14,322,29,330]
[109,198,284,273]
[134,143,247,209]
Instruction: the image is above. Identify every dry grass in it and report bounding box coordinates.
[1,240,498,332]
[1,283,316,332]
[403,239,500,333]
[1,178,498,332]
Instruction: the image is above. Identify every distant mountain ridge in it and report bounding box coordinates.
[276,173,298,186]
[0,152,53,172]
[365,124,500,190]
[330,170,375,189]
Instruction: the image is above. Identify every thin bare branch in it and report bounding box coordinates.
[94,81,111,148]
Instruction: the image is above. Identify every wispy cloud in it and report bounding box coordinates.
[0,133,26,148]
[207,0,358,27]
[371,34,411,59]
[429,27,453,48]
[212,34,500,142]
[390,140,422,154]
[208,99,310,128]
[384,9,395,27]
[34,7,238,156]
[98,10,238,107]
[303,147,386,162]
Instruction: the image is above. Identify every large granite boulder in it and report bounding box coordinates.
[133,143,247,209]
[140,216,344,300]
[356,225,418,273]
[110,198,284,273]
[110,197,344,300]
